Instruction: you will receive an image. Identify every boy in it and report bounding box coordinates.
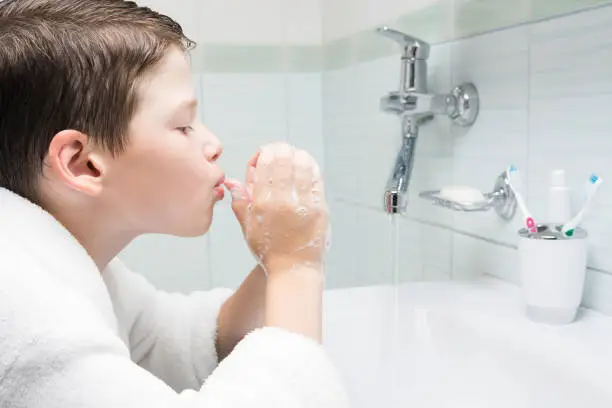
[0,1,348,407]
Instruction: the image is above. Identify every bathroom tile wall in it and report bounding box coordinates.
[322,0,612,314]
[119,0,612,315]
[451,4,612,315]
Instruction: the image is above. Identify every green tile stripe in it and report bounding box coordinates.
[190,45,322,73]
[189,0,612,73]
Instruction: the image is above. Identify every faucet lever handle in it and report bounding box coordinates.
[376,26,430,59]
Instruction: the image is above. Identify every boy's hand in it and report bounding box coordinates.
[224,142,328,274]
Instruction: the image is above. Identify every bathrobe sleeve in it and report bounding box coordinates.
[13,322,350,408]
[102,259,234,391]
[2,261,350,408]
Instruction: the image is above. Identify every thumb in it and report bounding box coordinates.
[224,179,251,230]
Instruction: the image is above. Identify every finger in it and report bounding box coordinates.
[224,178,249,201]
[293,149,314,205]
[311,162,325,205]
[247,151,261,168]
[245,151,259,200]
[223,179,249,232]
[253,144,274,200]
[269,143,295,200]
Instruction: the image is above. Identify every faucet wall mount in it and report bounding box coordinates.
[377,27,479,127]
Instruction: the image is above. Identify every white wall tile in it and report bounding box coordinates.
[397,218,453,281]
[322,64,378,202]
[282,0,323,45]
[322,0,377,41]
[119,234,211,293]
[325,201,359,288]
[198,0,283,45]
[583,270,612,315]
[450,26,530,245]
[200,74,287,179]
[342,56,405,211]
[207,203,256,289]
[452,233,517,281]
[321,0,445,42]
[285,74,325,169]
[200,74,288,288]
[374,0,441,25]
[529,7,612,274]
[325,201,394,288]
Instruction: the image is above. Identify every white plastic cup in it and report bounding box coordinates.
[517,225,588,325]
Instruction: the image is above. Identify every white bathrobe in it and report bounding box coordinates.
[0,188,349,408]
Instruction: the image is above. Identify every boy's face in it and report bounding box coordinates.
[102,47,225,237]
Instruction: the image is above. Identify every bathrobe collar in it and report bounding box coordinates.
[0,187,118,333]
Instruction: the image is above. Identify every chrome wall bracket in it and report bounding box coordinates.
[419,171,517,221]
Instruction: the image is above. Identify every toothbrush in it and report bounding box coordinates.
[507,165,538,233]
[562,173,603,237]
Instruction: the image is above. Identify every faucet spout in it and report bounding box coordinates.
[384,118,425,214]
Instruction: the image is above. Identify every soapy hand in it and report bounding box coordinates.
[224,143,329,274]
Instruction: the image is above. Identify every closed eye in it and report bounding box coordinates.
[177,126,194,135]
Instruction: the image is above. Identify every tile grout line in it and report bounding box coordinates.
[333,197,612,277]
[525,4,533,236]
[448,0,457,280]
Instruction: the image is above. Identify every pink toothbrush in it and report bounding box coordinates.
[507,165,538,233]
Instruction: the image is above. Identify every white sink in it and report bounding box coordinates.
[323,277,612,408]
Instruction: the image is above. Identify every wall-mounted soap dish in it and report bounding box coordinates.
[418,171,517,220]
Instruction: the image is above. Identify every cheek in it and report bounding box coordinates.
[156,144,216,210]
[117,133,213,205]
[144,136,208,185]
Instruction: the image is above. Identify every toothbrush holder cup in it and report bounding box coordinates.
[517,225,588,325]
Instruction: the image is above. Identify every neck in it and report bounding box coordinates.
[47,204,136,271]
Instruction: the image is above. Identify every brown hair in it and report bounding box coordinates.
[0,0,194,203]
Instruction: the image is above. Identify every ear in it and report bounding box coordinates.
[46,130,107,196]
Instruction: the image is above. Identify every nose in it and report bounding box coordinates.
[202,128,223,162]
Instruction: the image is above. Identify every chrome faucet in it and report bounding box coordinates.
[384,116,431,214]
[378,27,480,214]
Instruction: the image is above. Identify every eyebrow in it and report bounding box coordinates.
[170,99,197,117]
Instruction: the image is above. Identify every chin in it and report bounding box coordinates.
[172,221,211,237]
[155,198,215,237]
[154,212,211,237]
[180,216,213,237]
